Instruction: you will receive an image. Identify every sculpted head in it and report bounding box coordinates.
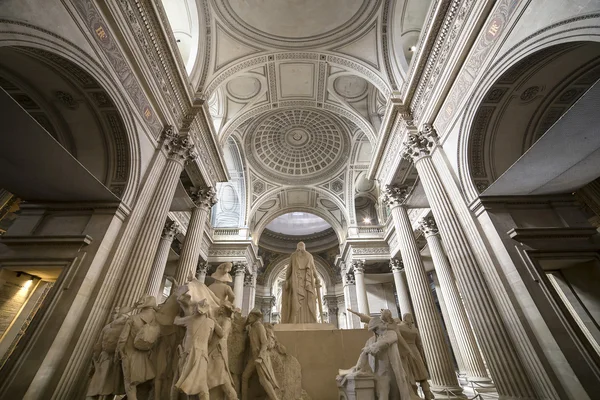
[380,309,393,322]
[297,242,306,251]
[368,316,387,334]
[211,262,233,283]
[136,295,157,310]
[247,308,263,324]
[402,312,414,325]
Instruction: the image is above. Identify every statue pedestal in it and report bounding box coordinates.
[337,374,377,400]
[273,323,337,331]
[273,326,371,400]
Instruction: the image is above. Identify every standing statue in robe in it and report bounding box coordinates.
[281,242,319,324]
[398,313,434,400]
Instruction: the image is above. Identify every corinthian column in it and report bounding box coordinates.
[419,216,491,384]
[114,128,196,308]
[402,126,533,398]
[382,186,464,398]
[352,259,370,315]
[174,187,217,284]
[390,258,413,316]
[146,220,180,298]
[233,262,246,310]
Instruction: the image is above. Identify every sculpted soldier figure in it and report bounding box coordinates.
[87,306,131,399]
[242,308,280,400]
[281,242,319,323]
[209,261,236,305]
[116,296,159,400]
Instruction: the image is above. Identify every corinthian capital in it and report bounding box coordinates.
[418,216,439,237]
[233,262,247,276]
[380,185,410,207]
[390,258,404,272]
[162,220,180,240]
[162,127,197,163]
[190,186,218,209]
[351,259,366,273]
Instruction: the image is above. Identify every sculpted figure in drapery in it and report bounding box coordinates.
[116,296,160,400]
[87,306,131,399]
[398,313,434,400]
[281,242,319,324]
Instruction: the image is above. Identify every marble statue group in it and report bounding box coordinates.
[86,261,310,400]
[340,309,434,400]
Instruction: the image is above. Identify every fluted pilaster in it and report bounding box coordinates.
[419,216,490,383]
[174,186,217,284]
[233,262,246,309]
[383,186,463,398]
[113,130,196,309]
[352,259,370,315]
[403,126,534,398]
[146,220,180,298]
[390,258,413,316]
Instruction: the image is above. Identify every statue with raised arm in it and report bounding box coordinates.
[281,242,319,323]
[399,312,434,400]
[339,317,414,400]
[347,308,421,400]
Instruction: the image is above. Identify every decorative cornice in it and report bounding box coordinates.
[380,184,410,207]
[190,186,218,209]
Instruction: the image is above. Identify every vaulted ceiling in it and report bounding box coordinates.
[161,0,432,233]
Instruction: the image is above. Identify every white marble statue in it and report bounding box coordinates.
[116,295,159,400]
[340,317,415,400]
[398,313,434,400]
[281,242,319,324]
[174,296,223,398]
[87,306,131,399]
[242,308,281,400]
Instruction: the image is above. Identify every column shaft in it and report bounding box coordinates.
[391,262,413,315]
[233,266,245,310]
[427,231,490,381]
[146,221,178,298]
[431,271,467,377]
[391,205,463,396]
[415,153,534,398]
[174,206,208,284]
[113,157,185,308]
[353,264,370,315]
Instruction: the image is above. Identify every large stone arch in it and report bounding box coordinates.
[0,24,143,205]
[248,187,350,244]
[457,24,600,202]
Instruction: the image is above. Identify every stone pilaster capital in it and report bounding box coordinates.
[351,259,366,274]
[344,269,356,285]
[196,261,209,274]
[390,258,404,272]
[190,186,218,209]
[401,124,438,162]
[161,220,180,240]
[418,216,439,237]
[233,262,247,276]
[244,272,255,287]
[162,126,197,163]
[381,184,410,208]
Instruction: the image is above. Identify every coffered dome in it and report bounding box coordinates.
[244,109,350,185]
